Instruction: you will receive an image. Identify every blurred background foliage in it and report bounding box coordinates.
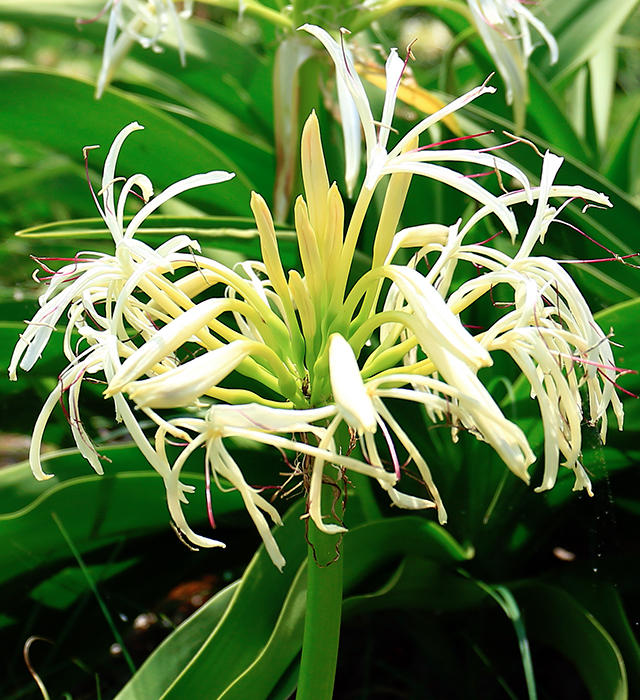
[0,1,639,698]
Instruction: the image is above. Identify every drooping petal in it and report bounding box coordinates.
[329,333,377,434]
[336,55,362,197]
[123,171,235,240]
[126,341,254,409]
[299,24,376,156]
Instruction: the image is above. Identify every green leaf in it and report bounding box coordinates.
[30,558,139,609]
[115,501,309,700]
[549,0,640,88]
[511,581,628,700]
[602,98,640,190]
[551,574,640,696]
[0,445,245,586]
[115,512,473,700]
[13,214,299,268]
[589,44,618,153]
[343,556,485,615]
[0,3,276,147]
[528,65,591,163]
[113,579,241,700]
[0,69,255,216]
[470,578,537,700]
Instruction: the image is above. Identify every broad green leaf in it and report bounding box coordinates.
[602,98,640,190]
[0,154,82,196]
[0,0,104,21]
[216,563,308,700]
[343,556,485,615]
[589,44,618,154]
[528,65,591,163]
[113,580,241,700]
[0,69,255,216]
[30,558,139,609]
[0,3,275,140]
[512,581,627,700]
[116,61,271,150]
[116,511,473,700]
[211,519,474,700]
[552,574,640,695]
[343,516,474,569]
[0,445,245,586]
[549,0,640,88]
[115,501,309,700]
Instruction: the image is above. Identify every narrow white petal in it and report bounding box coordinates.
[127,341,253,409]
[381,161,519,239]
[378,48,405,152]
[107,298,230,394]
[336,65,362,197]
[390,83,497,159]
[101,122,145,241]
[124,171,235,240]
[299,24,376,155]
[329,333,377,434]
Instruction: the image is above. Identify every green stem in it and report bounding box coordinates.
[350,0,471,34]
[197,0,293,29]
[297,519,344,700]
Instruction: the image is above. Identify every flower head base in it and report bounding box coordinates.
[11,26,624,569]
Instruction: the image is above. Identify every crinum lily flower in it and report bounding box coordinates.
[80,0,193,98]
[9,121,234,486]
[300,24,533,212]
[12,27,624,569]
[466,0,559,130]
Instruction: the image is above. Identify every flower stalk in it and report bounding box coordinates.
[298,484,345,700]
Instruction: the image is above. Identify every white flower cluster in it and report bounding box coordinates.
[467,0,559,128]
[10,26,623,569]
[86,0,193,98]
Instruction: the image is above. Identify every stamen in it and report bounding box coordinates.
[558,253,640,266]
[494,160,507,194]
[76,0,116,26]
[465,170,495,179]
[552,351,635,377]
[502,131,544,157]
[475,230,503,246]
[376,416,401,479]
[554,219,640,268]
[405,38,418,62]
[415,130,494,151]
[83,145,102,213]
[371,120,399,135]
[339,27,354,80]
[97,176,127,197]
[606,377,638,399]
[477,140,520,153]
[205,461,216,529]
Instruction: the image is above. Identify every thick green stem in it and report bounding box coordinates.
[197,0,293,28]
[297,518,344,699]
[350,0,471,34]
